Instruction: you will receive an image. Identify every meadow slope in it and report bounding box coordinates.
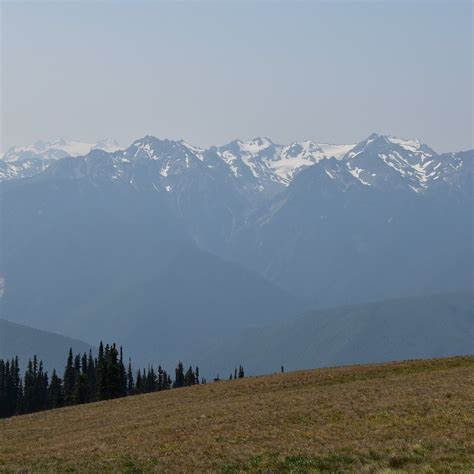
[0,356,473,473]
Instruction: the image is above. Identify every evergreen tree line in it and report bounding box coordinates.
[229,365,245,380]
[0,342,244,419]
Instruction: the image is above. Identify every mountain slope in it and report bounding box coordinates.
[0,356,472,472]
[232,146,472,306]
[197,292,474,376]
[1,172,190,332]
[0,319,94,373]
[64,245,302,370]
[1,172,302,370]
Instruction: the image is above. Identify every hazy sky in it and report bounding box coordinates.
[1,1,472,152]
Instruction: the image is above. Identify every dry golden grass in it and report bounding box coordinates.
[0,356,473,473]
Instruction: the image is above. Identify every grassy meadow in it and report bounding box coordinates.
[0,356,473,473]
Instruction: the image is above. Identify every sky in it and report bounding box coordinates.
[1,1,472,152]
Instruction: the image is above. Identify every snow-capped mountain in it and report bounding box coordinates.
[342,133,439,192]
[14,132,470,264]
[4,133,469,199]
[1,135,355,189]
[2,132,471,370]
[0,138,122,180]
[274,132,472,195]
[214,137,354,194]
[29,135,357,199]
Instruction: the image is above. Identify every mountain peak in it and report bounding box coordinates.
[237,137,274,154]
[367,132,381,140]
[133,135,159,146]
[343,133,442,191]
[251,136,273,146]
[350,133,429,153]
[360,133,430,154]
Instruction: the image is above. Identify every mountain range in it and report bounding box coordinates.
[0,138,122,180]
[2,134,469,192]
[1,133,472,374]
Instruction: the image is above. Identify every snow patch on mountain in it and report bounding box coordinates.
[215,138,356,189]
[273,141,354,182]
[347,165,371,186]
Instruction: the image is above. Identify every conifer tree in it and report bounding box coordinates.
[107,344,123,399]
[127,358,134,395]
[16,374,24,415]
[48,370,63,409]
[63,348,76,405]
[81,353,88,375]
[157,365,164,391]
[174,362,185,388]
[145,366,157,392]
[184,366,195,386]
[136,369,143,394]
[119,347,127,397]
[73,373,88,404]
[23,359,34,413]
[37,361,49,410]
[74,354,81,376]
[97,341,108,400]
[87,350,97,402]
